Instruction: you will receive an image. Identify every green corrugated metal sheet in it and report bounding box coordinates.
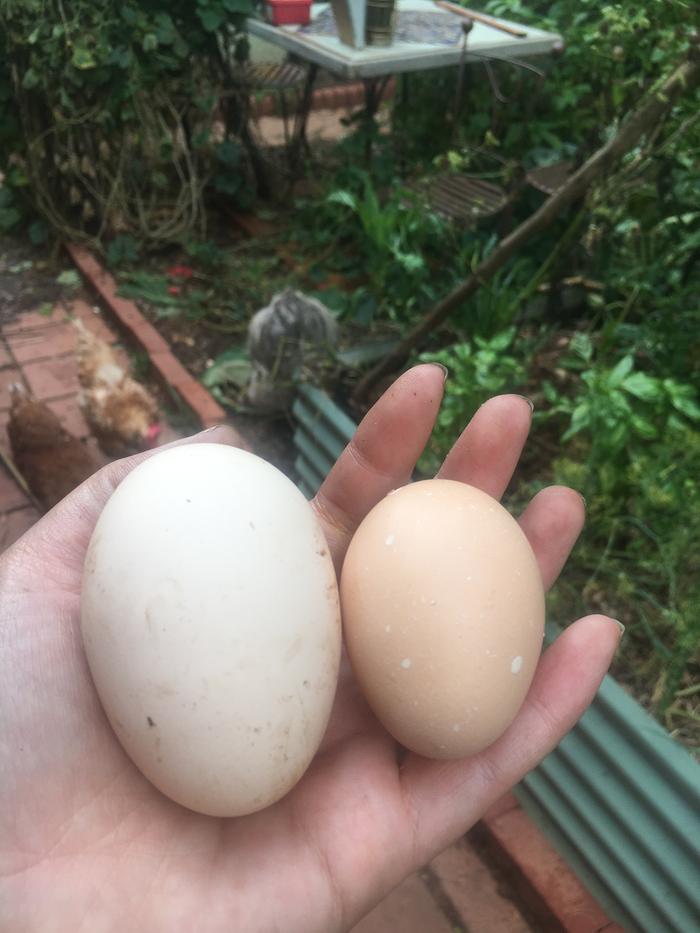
[291,382,700,931]
[516,625,700,933]
[291,384,354,497]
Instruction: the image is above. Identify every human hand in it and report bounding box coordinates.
[0,364,620,932]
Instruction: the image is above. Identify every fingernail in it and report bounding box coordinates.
[611,618,625,638]
[516,394,534,413]
[429,362,449,382]
[578,492,587,509]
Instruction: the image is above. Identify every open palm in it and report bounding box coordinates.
[0,365,620,932]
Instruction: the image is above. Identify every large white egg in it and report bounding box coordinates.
[81,444,341,817]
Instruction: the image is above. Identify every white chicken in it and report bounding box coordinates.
[245,287,339,412]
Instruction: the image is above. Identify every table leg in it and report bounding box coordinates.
[362,75,391,164]
[289,63,319,170]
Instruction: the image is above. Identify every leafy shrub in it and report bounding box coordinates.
[417,328,531,472]
[0,0,255,246]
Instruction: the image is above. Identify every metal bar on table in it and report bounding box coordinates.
[435,1,527,38]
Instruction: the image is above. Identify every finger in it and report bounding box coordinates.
[518,485,586,590]
[399,614,622,863]
[314,364,446,565]
[437,395,532,499]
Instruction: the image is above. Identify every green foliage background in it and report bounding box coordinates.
[0,0,255,244]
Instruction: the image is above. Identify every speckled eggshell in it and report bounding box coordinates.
[81,444,341,817]
[340,480,544,759]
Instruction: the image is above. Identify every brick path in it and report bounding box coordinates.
[353,835,532,932]
[0,299,181,551]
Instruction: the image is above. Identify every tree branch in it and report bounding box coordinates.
[351,53,700,408]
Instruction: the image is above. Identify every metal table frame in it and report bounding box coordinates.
[245,1,561,173]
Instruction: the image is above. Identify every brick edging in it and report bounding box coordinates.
[65,244,226,428]
[474,793,622,932]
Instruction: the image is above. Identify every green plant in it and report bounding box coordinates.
[201,346,252,405]
[525,335,700,733]
[107,235,141,267]
[417,328,530,473]
[543,419,700,731]
[321,172,452,322]
[118,270,210,321]
[541,333,700,494]
[0,0,255,246]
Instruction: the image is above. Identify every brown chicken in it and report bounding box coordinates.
[6,384,98,511]
[74,319,162,457]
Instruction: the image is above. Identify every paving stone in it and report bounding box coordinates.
[23,356,79,401]
[65,298,118,344]
[2,305,67,334]
[5,322,77,364]
[351,872,455,933]
[430,838,531,933]
[0,506,41,552]
[0,462,30,511]
[47,396,91,440]
[484,807,613,933]
[0,368,24,410]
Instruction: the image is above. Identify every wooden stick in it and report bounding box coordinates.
[350,53,700,407]
[435,1,528,38]
[0,445,41,510]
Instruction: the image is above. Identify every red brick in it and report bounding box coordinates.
[483,808,613,933]
[66,244,169,353]
[0,342,11,368]
[483,791,520,824]
[176,379,226,426]
[0,368,24,410]
[65,298,118,344]
[23,356,79,401]
[46,395,90,440]
[127,318,170,355]
[0,506,41,552]
[351,872,454,933]
[2,304,67,334]
[5,322,77,364]
[430,838,531,932]
[0,460,30,511]
[150,350,192,389]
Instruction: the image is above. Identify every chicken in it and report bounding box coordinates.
[74,319,162,457]
[245,287,339,412]
[6,384,98,512]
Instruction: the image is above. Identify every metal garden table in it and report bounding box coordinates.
[247,0,562,162]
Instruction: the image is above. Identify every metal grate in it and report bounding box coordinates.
[526,160,572,195]
[239,62,306,90]
[425,173,508,223]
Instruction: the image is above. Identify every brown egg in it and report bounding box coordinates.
[340,480,544,759]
